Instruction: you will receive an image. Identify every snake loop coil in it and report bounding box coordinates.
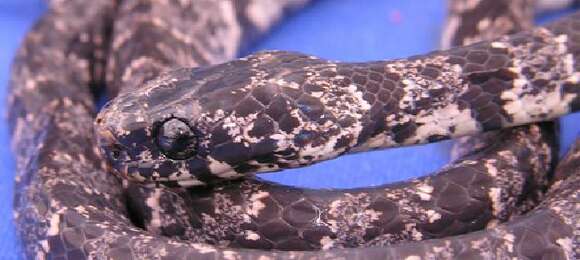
[8,0,579,259]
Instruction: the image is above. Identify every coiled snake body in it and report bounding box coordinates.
[7,0,580,259]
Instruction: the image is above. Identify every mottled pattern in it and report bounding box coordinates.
[125,123,556,250]
[7,0,580,260]
[105,0,307,97]
[441,0,535,49]
[97,12,580,185]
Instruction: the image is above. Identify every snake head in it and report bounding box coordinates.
[95,67,217,186]
[95,51,363,187]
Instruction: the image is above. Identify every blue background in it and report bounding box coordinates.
[0,1,578,259]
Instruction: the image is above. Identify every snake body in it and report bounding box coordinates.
[7,0,580,259]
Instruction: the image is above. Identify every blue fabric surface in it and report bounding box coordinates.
[0,1,578,259]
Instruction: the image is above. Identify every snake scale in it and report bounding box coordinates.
[7,0,580,259]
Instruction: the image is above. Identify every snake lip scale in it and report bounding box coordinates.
[7,0,580,259]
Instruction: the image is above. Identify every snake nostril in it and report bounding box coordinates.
[97,127,125,161]
[111,148,121,160]
[109,144,125,161]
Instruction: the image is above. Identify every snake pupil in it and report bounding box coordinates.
[156,118,197,160]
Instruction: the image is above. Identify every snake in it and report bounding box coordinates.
[7,0,579,259]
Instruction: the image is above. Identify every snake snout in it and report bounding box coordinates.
[94,119,129,173]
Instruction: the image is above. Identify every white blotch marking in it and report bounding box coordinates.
[488,187,502,217]
[158,247,168,257]
[348,84,371,110]
[47,213,61,236]
[477,18,491,32]
[503,233,515,252]
[145,188,163,229]
[556,238,573,257]
[311,91,324,98]
[501,32,578,126]
[491,41,508,49]
[411,226,423,240]
[207,156,240,179]
[40,240,49,252]
[416,183,434,201]
[177,179,205,186]
[501,83,576,126]
[74,206,88,215]
[484,159,499,177]
[191,243,217,253]
[426,209,441,223]
[320,236,336,250]
[411,104,480,144]
[248,191,269,217]
[364,209,382,222]
[269,133,286,141]
[471,238,487,249]
[352,133,397,152]
[244,230,260,241]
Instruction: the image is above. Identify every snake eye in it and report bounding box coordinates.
[156,118,198,160]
